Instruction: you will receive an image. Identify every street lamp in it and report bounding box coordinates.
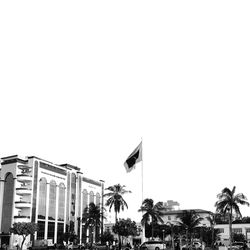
[162,229,165,241]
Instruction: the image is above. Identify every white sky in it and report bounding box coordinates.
[1,1,250,222]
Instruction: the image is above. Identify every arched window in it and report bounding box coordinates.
[71,173,76,219]
[96,193,101,207]
[48,180,56,220]
[89,191,94,204]
[1,173,14,233]
[58,183,65,221]
[82,189,88,214]
[38,178,47,220]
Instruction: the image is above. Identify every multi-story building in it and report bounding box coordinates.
[0,155,104,249]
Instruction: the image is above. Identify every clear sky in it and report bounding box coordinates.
[1,1,250,223]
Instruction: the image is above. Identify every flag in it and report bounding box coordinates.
[124,142,142,173]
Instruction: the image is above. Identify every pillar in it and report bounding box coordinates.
[44,182,50,240]
[54,184,59,244]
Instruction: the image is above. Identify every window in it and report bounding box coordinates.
[168,216,171,220]
[96,193,101,207]
[37,221,45,240]
[58,183,65,221]
[89,191,94,204]
[82,189,88,214]
[48,222,55,240]
[71,173,76,220]
[38,178,47,220]
[48,181,56,220]
[232,228,242,234]
[217,228,224,233]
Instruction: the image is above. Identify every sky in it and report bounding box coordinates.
[1,1,250,223]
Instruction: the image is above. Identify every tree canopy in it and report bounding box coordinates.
[104,184,131,222]
[112,218,137,238]
[10,222,38,250]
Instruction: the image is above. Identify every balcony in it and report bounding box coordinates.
[15,201,31,208]
[14,215,31,223]
[16,187,32,195]
[17,174,32,182]
[18,165,31,170]
[14,215,30,219]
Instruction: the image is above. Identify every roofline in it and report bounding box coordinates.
[27,156,54,164]
[162,209,213,215]
[1,155,19,160]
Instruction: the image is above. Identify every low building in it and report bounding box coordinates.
[162,208,212,227]
[103,208,212,246]
[215,223,250,244]
[0,155,105,249]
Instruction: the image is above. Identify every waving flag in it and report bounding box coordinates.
[124,142,142,173]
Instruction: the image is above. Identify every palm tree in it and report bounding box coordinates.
[138,198,164,239]
[177,210,203,247]
[206,212,217,249]
[104,184,131,222]
[215,186,249,250]
[82,202,105,243]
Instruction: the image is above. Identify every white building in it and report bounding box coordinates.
[215,223,250,244]
[162,209,212,227]
[0,155,104,249]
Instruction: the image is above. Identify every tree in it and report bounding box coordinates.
[82,202,105,243]
[61,231,78,244]
[176,210,203,245]
[232,233,245,242]
[197,227,220,247]
[215,186,249,250]
[138,198,164,239]
[100,231,114,245]
[10,222,38,250]
[206,213,216,248]
[112,218,137,246]
[104,184,131,222]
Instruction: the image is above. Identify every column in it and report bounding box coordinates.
[44,182,50,240]
[0,179,5,234]
[34,176,41,241]
[79,191,83,244]
[93,194,96,243]
[10,178,17,249]
[54,184,59,244]
[86,192,89,243]
[75,177,78,234]
[63,187,67,233]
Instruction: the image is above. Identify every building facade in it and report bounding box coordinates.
[0,155,104,249]
[215,223,250,244]
[162,208,212,227]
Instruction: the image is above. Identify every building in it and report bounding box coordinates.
[215,223,250,244]
[161,208,212,227]
[103,208,212,246]
[0,155,105,249]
